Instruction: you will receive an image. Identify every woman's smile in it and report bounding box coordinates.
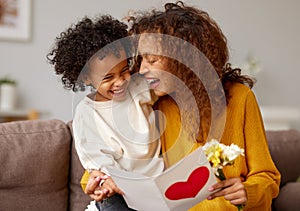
[146,77,161,89]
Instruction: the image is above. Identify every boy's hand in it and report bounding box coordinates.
[85,170,123,201]
[95,176,124,198]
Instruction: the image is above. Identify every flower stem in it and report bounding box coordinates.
[237,204,244,210]
[216,168,226,181]
[215,169,245,211]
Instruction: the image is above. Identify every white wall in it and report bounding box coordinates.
[0,0,299,127]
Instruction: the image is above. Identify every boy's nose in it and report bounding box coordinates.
[114,75,126,86]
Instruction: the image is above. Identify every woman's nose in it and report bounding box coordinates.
[139,60,149,75]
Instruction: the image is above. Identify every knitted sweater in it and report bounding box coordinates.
[154,82,280,211]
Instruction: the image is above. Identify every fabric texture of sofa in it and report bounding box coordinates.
[0,119,90,211]
[0,119,299,211]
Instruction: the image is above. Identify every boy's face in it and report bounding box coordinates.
[87,50,130,101]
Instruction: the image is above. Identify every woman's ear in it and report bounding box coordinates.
[81,73,91,86]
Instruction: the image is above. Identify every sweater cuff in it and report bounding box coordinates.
[243,181,258,209]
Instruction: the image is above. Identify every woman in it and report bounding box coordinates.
[82,2,280,210]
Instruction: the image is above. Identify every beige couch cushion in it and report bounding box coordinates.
[0,119,71,211]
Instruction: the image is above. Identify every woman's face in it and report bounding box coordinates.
[138,34,177,97]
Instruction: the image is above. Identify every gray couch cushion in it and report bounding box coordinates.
[67,121,91,211]
[272,182,300,211]
[266,129,300,186]
[0,119,71,211]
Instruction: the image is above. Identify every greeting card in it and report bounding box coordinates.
[107,147,216,211]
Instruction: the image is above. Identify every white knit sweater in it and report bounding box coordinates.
[73,77,164,177]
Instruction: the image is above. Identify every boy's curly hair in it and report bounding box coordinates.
[47,15,128,92]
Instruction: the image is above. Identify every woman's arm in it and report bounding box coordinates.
[241,91,280,209]
[206,88,280,209]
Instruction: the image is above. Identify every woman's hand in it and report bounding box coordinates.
[207,177,247,206]
[85,170,123,202]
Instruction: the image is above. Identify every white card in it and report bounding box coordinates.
[107,147,216,211]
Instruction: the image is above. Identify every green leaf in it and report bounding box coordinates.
[0,77,17,85]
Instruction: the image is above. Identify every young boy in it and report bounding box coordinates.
[47,15,163,210]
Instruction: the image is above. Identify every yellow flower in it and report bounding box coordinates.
[209,147,222,168]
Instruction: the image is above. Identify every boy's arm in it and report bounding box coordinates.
[73,104,122,172]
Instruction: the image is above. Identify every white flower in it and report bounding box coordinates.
[202,139,220,151]
[221,144,245,166]
[85,200,98,211]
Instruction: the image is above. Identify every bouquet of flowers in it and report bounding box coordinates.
[202,139,245,210]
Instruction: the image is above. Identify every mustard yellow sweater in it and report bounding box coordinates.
[154,83,280,211]
[81,83,280,211]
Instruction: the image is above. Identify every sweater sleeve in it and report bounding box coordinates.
[80,169,89,191]
[242,91,281,210]
[73,103,121,172]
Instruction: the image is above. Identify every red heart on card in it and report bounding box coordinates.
[165,166,209,200]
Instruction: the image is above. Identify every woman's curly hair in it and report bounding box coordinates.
[0,1,4,22]
[47,15,128,92]
[129,1,254,142]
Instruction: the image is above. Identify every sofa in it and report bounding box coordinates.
[0,119,299,211]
